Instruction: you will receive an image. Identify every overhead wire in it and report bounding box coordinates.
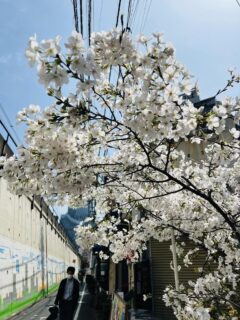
[131,0,141,33]
[116,0,122,28]
[0,103,22,146]
[92,0,95,33]
[128,0,138,31]
[236,0,240,7]
[140,0,152,33]
[88,0,92,46]
[70,0,153,186]
[131,0,138,28]
[86,0,88,36]
[138,0,148,33]
[70,0,141,158]
[79,0,84,36]
[104,0,133,156]
[110,0,138,104]
[108,0,124,82]
[110,0,140,90]
[126,0,133,30]
[72,0,79,32]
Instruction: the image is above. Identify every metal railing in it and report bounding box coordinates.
[0,119,18,157]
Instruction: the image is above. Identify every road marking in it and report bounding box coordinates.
[74,283,86,320]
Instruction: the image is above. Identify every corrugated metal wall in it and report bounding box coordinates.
[150,239,206,320]
[150,240,176,320]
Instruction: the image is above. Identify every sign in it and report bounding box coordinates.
[110,293,128,320]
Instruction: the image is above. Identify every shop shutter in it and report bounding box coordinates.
[150,239,207,320]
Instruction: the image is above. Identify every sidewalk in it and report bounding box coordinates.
[74,283,97,320]
[9,283,98,320]
[9,293,56,320]
[8,285,160,320]
[9,283,108,320]
[129,309,160,320]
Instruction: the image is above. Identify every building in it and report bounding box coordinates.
[60,207,89,247]
[91,95,218,319]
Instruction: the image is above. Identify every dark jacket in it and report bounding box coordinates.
[54,278,80,307]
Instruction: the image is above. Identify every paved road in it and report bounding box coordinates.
[10,293,56,320]
[75,283,97,320]
[9,284,94,320]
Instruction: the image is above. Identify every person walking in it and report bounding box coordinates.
[54,266,80,320]
[78,270,84,287]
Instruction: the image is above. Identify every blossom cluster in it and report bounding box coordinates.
[1,29,240,319]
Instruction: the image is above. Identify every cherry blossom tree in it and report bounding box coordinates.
[1,29,240,319]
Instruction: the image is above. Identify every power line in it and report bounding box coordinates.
[128,0,136,28]
[139,0,149,33]
[129,0,140,33]
[88,0,92,46]
[126,0,133,30]
[92,0,95,33]
[116,0,122,28]
[142,0,152,31]
[72,0,79,32]
[79,0,84,36]
[140,0,152,33]
[236,0,240,7]
[0,103,22,146]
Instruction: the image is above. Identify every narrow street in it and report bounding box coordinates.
[74,284,97,320]
[9,284,97,320]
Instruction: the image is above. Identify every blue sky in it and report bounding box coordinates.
[0,0,240,215]
[0,0,239,139]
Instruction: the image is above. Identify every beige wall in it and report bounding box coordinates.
[0,176,80,315]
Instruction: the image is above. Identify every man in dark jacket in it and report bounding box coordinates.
[54,266,80,320]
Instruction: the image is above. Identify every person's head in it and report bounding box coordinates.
[67,266,75,279]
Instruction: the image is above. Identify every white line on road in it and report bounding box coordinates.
[74,283,86,320]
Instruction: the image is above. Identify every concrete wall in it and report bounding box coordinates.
[0,176,80,320]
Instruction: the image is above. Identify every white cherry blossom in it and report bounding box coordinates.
[1,28,240,320]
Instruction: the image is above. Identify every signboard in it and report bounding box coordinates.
[110,293,128,320]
